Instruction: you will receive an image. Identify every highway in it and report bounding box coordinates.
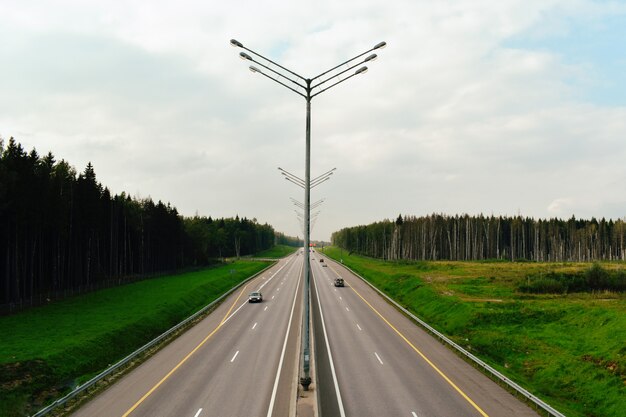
[73,249,545,417]
[73,254,303,417]
[311,251,541,417]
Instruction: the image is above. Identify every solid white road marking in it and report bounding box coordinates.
[374,352,384,365]
[258,261,290,291]
[230,351,239,363]
[266,268,302,417]
[312,273,347,417]
[222,301,248,325]
[356,323,362,331]
[252,322,257,330]
[194,408,203,417]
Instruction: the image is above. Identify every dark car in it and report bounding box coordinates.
[248,291,263,303]
[334,278,344,287]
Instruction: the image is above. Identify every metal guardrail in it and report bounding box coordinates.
[333,260,566,417]
[31,262,276,417]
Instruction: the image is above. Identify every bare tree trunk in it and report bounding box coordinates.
[234,236,241,259]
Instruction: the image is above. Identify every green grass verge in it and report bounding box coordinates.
[321,247,626,417]
[254,244,298,258]
[0,261,271,417]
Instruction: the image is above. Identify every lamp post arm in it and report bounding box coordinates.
[284,176,305,189]
[312,168,336,183]
[311,69,364,99]
[279,167,303,178]
[241,45,308,82]
[311,61,365,90]
[310,177,330,188]
[311,46,376,82]
[281,170,306,186]
[310,199,325,209]
[310,173,333,186]
[310,177,331,189]
[245,54,307,91]
[252,67,307,98]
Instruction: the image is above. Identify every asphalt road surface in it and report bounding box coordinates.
[73,254,303,417]
[311,252,541,417]
[73,249,547,417]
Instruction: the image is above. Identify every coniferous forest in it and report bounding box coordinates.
[0,137,276,312]
[332,214,626,262]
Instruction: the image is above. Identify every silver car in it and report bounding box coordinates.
[248,291,263,303]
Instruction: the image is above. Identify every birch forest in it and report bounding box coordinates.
[332,214,626,262]
[0,138,275,312]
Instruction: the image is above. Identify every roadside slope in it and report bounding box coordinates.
[0,261,271,417]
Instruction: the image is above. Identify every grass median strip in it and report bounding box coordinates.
[322,247,625,417]
[0,261,271,417]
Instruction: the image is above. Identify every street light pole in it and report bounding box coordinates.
[302,87,313,388]
[231,38,385,391]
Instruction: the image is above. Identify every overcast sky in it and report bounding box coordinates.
[1,0,625,241]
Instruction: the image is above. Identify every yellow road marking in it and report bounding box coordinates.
[342,271,490,417]
[121,284,249,417]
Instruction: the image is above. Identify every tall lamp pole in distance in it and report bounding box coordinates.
[231,38,386,391]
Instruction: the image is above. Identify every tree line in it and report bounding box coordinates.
[332,213,626,262]
[0,137,276,312]
[275,232,303,247]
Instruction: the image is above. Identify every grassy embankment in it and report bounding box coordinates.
[322,247,625,417]
[254,244,298,258]
[0,260,271,417]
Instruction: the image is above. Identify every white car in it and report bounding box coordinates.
[248,292,263,303]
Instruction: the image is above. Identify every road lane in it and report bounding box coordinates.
[312,252,540,417]
[73,254,303,417]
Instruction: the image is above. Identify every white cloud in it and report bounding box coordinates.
[1,0,625,240]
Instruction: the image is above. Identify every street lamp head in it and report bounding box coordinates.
[365,54,378,62]
[374,41,387,49]
[249,66,260,73]
[355,66,368,75]
[239,52,252,60]
[230,39,243,48]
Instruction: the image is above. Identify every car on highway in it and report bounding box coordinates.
[248,291,263,303]
[334,278,344,287]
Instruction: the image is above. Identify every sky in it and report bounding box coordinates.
[1,0,625,241]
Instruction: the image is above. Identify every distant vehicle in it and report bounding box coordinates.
[319,259,324,262]
[248,292,263,303]
[334,278,344,287]
[322,263,328,267]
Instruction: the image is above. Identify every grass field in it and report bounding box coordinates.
[0,260,271,417]
[254,244,298,258]
[321,247,626,417]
